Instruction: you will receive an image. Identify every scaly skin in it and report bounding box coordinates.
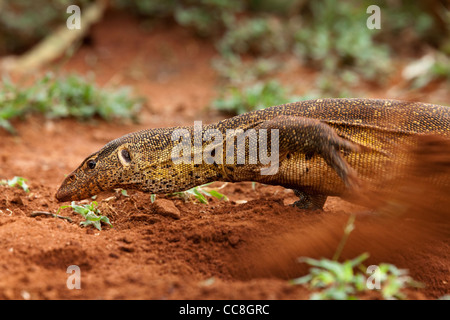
[55,98,450,209]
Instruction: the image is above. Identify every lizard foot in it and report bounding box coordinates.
[291,190,327,210]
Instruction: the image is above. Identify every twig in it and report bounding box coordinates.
[332,214,356,261]
[30,211,73,222]
[1,0,107,73]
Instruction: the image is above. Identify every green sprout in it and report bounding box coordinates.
[370,263,423,300]
[0,176,30,192]
[292,254,420,300]
[170,183,228,204]
[291,214,421,300]
[291,253,369,300]
[58,201,112,231]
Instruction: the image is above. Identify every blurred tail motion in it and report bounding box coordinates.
[373,134,450,234]
[233,135,450,297]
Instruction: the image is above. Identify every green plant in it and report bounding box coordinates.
[294,0,390,81]
[170,183,228,204]
[247,0,301,16]
[291,214,421,300]
[212,80,300,114]
[58,201,112,231]
[113,0,243,37]
[292,252,422,300]
[375,0,439,47]
[174,0,241,37]
[405,53,450,89]
[218,17,288,57]
[372,263,422,300]
[112,0,177,18]
[212,55,280,85]
[0,73,143,134]
[291,253,369,300]
[0,0,92,55]
[292,254,421,300]
[0,176,30,192]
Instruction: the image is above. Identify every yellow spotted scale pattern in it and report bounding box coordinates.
[56,98,450,209]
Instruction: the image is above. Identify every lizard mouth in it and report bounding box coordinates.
[55,187,73,202]
[55,185,90,202]
[55,171,105,202]
[55,173,83,202]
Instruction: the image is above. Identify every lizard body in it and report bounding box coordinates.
[56,98,450,209]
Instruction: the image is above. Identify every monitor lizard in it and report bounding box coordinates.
[55,98,450,209]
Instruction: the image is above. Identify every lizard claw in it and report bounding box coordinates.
[324,137,362,192]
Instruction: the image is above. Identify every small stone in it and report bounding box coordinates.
[228,234,240,247]
[119,246,134,253]
[120,237,133,244]
[152,199,181,220]
[10,194,23,206]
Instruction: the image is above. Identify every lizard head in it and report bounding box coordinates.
[56,127,216,202]
[55,135,140,202]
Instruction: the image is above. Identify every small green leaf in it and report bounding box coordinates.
[169,183,228,205]
[193,188,208,204]
[58,201,112,231]
[208,189,228,201]
[0,176,30,192]
[290,274,313,285]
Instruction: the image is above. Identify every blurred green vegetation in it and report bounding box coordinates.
[113,0,243,37]
[218,17,289,57]
[0,0,92,55]
[292,253,421,300]
[115,0,445,113]
[0,176,30,192]
[294,1,391,80]
[0,0,447,117]
[0,73,142,134]
[212,80,300,114]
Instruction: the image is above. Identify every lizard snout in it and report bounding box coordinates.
[55,173,78,202]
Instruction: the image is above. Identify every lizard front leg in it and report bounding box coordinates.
[254,115,361,209]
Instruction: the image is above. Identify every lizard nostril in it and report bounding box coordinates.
[65,173,76,184]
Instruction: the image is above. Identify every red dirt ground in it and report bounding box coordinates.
[0,11,448,300]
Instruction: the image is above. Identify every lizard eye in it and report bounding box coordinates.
[87,160,96,169]
[121,149,131,163]
[118,148,132,165]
